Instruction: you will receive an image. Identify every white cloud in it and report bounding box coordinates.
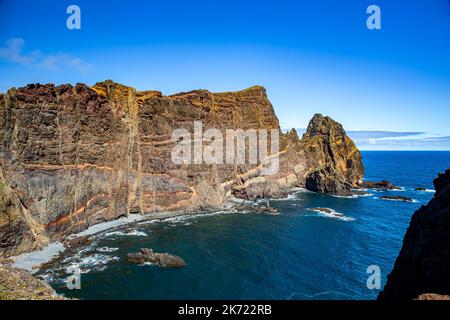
[39,52,92,73]
[0,37,92,74]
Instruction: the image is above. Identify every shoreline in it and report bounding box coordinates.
[8,179,429,273]
[9,191,301,273]
[11,210,202,272]
[8,185,411,273]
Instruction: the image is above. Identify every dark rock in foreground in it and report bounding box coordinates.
[379,196,413,202]
[378,168,450,301]
[127,248,185,268]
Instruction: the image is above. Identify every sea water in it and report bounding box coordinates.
[46,151,450,300]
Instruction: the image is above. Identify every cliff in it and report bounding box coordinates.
[378,168,450,301]
[301,114,364,195]
[0,81,364,257]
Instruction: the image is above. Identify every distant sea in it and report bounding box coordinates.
[46,151,450,300]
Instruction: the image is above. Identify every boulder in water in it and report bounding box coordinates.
[127,248,185,268]
[380,196,413,202]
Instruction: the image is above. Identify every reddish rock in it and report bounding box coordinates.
[0,81,364,257]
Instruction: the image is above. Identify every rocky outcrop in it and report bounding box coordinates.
[127,248,185,268]
[0,81,364,257]
[0,265,65,300]
[378,168,450,301]
[379,196,413,202]
[300,114,364,196]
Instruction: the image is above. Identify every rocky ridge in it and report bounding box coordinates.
[0,81,364,257]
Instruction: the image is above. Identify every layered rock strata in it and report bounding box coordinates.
[0,81,364,257]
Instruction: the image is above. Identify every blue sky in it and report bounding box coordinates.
[0,0,449,150]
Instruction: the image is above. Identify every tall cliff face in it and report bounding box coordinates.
[378,168,450,301]
[0,81,363,257]
[300,114,364,195]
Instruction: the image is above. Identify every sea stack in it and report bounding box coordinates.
[378,168,450,301]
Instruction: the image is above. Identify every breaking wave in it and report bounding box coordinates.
[104,230,148,238]
[307,208,355,221]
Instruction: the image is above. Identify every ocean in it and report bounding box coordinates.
[45,151,450,300]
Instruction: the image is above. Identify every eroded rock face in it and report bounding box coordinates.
[300,114,364,195]
[378,168,450,301]
[0,81,364,257]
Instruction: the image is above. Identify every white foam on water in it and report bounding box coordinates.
[357,193,374,197]
[137,219,159,226]
[97,247,119,253]
[269,193,299,201]
[104,230,148,238]
[418,189,435,193]
[332,193,373,199]
[139,261,156,267]
[262,188,310,202]
[307,208,355,221]
[65,254,120,274]
[351,188,369,192]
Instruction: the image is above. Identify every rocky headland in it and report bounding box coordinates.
[378,168,450,301]
[0,81,364,259]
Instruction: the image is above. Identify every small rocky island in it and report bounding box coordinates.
[127,248,185,268]
[379,196,414,202]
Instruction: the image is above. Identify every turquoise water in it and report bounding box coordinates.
[47,151,450,300]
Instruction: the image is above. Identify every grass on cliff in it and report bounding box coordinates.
[0,292,13,300]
